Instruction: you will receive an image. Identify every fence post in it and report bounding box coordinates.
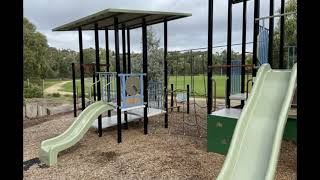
[170,84,174,112]
[27,78,30,87]
[187,84,190,114]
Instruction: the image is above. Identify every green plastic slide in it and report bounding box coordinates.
[39,101,115,166]
[217,63,297,180]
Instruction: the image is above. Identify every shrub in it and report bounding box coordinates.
[52,93,61,97]
[24,84,43,98]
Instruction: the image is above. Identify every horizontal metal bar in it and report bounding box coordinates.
[118,73,146,76]
[208,64,255,68]
[255,12,296,21]
[168,42,254,53]
[96,72,117,75]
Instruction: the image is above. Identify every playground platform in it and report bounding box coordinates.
[207,107,297,155]
[91,107,166,129]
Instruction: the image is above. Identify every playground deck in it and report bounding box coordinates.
[91,107,166,129]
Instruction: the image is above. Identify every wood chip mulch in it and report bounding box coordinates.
[23,102,296,179]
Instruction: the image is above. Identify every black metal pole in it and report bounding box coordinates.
[252,0,260,77]
[142,18,148,135]
[105,27,111,117]
[114,17,122,143]
[226,0,233,108]
[127,28,131,73]
[92,63,96,101]
[241,0,247,107]
[122,25,127,73]
[170,84,174,112]
[268,0,274,67]
[72,63,77,117]
[94,23,102,137]
[78,28,86,111]
[279,0,285,69]
[164,20,168,128]
[207,0,213,114]
[122,24,128,130]
[187,84,190,114]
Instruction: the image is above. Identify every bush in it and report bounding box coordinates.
[52,93,61,97]
[24,84,43,98]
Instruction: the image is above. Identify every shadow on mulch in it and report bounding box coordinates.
[23,158,48,171]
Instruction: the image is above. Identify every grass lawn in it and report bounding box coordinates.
[60,78,93,94]
[169,75,252,98]
[50,75,253,99]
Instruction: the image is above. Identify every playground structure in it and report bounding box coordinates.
[39,8,192,166]
[38,1,298,179]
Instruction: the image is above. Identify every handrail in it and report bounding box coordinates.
[255,11,296,21]
[88,74,116,103]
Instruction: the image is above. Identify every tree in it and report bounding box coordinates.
[23,17,50,79]
[273,0,297,68]
[131,27,164,82]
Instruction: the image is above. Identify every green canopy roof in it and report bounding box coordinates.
[53,8,192,31]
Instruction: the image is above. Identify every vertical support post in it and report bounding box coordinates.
[207,0,213,114]
[226,0,233,108]
[241,0,247,107]
[78,27,86,111]
[252,0,260,77]
[122,25,127,73]
[268,0,274,67]
[127,28,131,73]
[94,23,102,137]
[114,17,122,143]
[164,20,168,128]
[142,18,148,135]
[170,84,174,112]
[279,0,285,69]
[122,24,128,130]
[92,63,96,101]
[105,27,111,117]
[72,63,77,117]
[187,84,190,114]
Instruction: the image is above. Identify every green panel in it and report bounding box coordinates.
[207,115,237,155]
[207,115,297,155]
[283,117,297,142]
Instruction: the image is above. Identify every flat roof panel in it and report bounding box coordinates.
[53,8,191,31]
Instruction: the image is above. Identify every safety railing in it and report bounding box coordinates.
[89,72,117,105]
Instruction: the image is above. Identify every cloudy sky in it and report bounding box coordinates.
[24,0,282,53]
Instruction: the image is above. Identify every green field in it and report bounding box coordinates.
[53,75,252,98]
[169,75,252,98]
[60,78,93,94]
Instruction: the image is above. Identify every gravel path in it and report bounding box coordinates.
[44,81,72,95]
[23,106,296,179]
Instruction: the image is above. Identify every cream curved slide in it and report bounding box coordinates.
[39,101,116,166]
[217,63,297,180]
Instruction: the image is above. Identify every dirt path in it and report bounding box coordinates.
[44,81,72,95]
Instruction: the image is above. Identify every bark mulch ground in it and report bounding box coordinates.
[23,102,296,179]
